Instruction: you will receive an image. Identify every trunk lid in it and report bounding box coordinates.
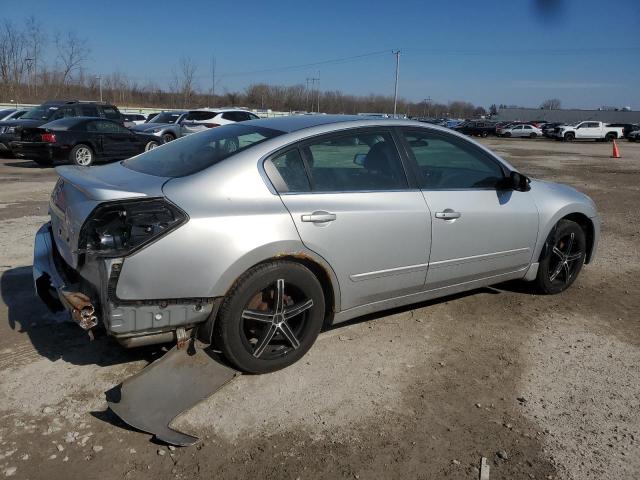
[50,162,170,268]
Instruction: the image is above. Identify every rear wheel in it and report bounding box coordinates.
[534,220,586,294]
[215,261,325,373]
[529,132,537,138]
[481,131,489,138]
[69,144,94,166]
[605,133,616,142]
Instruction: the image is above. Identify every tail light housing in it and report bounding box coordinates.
[79,198,187,257]
[41,133,57,143]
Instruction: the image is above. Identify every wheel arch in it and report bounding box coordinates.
[199,250,341,344]
[538,211,596,265]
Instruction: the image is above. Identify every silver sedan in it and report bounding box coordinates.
[33,116,599,373]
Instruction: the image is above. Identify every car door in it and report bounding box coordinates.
[399,128,538,289]
[93,120,136,159]
[266,129,432,310]
[575,122,595,139]
[511,125,524,137]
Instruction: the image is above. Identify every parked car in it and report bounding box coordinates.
[122,113,148,128]
[542,122,563,138]
[146,112,161,122]
[179,108,260,136]
[0,108,29,121]
[11,117,161,166]
[607,123,639,138]
[553,121,624,142]
[33,115,599,374]
[627,129,640,142]
[0,100,123,156]
[130,110,187,143]
[501,124,543,138]
[454,121,496,137]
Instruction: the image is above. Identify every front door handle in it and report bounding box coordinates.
[301,211,337,223]
[435,210,461,220]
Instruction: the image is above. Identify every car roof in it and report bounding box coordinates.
[242,114,440,133]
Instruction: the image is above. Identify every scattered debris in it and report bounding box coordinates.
[452,459,460,465]
[157,449,166,456]
[480,457,490,480]
[42,407,54,415]
[3,467,17,477]
[56,444,64,452]
[92,445,103,453]
[475,403,482,408]
[496,450,509,460]
[129,448,136,454]
[517,397,527,405]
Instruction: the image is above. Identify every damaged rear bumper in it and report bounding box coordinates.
[33,222,215,345]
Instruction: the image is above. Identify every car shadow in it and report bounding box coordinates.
[1,266,162,367]
[4,160,52,169]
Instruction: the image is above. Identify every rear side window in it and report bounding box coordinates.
[123,124,283,177]
[303,131,407,192]
[87,120,129,133]
[265,149,311,193]
[402,130,505,190]
[102,106,121,120]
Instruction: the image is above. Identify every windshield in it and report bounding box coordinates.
[149,112,183,124]
[22,106,58,120]
[123,124,283,177]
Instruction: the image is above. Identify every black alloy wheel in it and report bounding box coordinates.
[215,261,325,373]
[535,219,586,294]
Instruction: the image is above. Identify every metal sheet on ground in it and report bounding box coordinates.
[107,341,238,446]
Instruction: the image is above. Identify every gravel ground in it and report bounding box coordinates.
[0,137,638,480]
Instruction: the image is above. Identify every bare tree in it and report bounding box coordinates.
[24,15,45,95]
[541,98,562,110]
[0,20,27,101]
[171,56,197,108]
[54,30,89,87]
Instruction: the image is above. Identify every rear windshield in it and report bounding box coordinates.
[22,106,59,120]
[123,124,283,177]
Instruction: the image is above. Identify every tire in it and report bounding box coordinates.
[605,133,615,142]
[564,132,575,142]
[504,132,511,138]
[481,131,489,138]
[69,144,94,166]
[214,261,325,374]
[530,133,537,138]
[145,140,160,151]
[534,219,586,294]
[161,133,175,143]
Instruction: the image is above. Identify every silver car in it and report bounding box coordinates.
[33,116,599,373]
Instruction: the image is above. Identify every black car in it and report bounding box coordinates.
[542,122,563,138]
[10,117,161,167]
[0,100,123,156]
[454,120,496,137]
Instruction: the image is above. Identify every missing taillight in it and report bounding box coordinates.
[78,198,187,257]
[41,133,57,143]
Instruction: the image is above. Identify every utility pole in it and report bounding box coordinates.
[393,50,400,118]
[306,76,320,113]
[96,75,102,102]
[317,70,320,113]
[423,96,432,117]
[211,54,216,106]
[305,78,310,112]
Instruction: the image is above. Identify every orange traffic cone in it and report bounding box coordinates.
[612,140,621,158]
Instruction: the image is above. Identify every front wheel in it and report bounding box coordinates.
[504,132,511,138]
[564,133,575,142]
[214,261,325,373]
[145,140,160,151]
[161,133,175,143]
[534,219,586,294]
[69,144,94,166]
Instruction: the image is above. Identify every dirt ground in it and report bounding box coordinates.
[0,137,638,480]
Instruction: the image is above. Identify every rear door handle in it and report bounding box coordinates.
[301,211,337,223]
[435,210,461,220]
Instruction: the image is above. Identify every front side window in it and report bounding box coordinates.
[402,130,505,190]
[88,120,129,134]
[81,105,99,117]
[124,124,283,177]
[102,106,121,120]
[302,131,407,192]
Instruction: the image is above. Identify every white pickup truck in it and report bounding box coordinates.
[553,121,624,142]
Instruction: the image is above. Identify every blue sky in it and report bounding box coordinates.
[4,0,639,108]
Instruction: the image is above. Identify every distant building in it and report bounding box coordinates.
[493,107,640,124]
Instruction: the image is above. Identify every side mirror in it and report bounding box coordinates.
[509,171,531,192]
[353,153,367,166]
